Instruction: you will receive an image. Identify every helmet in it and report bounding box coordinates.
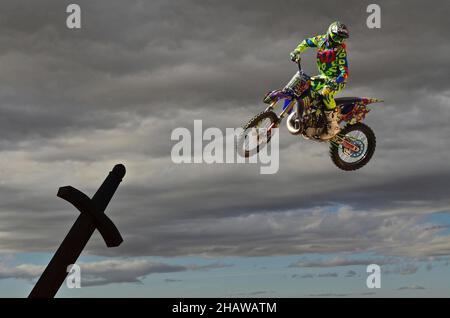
[327,21,349,45]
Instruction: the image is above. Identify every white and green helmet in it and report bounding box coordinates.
[327,21,349,44]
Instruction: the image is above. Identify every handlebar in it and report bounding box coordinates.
[297,60,309,79]
[294,59,314,84]
[297,59,303,74]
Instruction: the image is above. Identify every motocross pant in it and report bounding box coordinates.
[310,75,346,110]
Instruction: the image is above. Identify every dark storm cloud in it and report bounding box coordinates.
[392,263,419,275]
[344,270,357,277]
[307,291,376,297]
[228,290,275,297]
[164,278,182,283]
[307,292,349,297]
[1,0,450,259]
[397,284,426,291]
[289,256,401,268]
[317,272,338,278]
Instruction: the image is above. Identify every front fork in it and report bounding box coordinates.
[265,99,296,131]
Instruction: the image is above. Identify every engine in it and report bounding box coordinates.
[302,108,326,139]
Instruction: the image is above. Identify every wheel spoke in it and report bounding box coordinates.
[338,129,368,163]
[240,113,276,154]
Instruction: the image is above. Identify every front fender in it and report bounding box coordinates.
[263,89,292,104]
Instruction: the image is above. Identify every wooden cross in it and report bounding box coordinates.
[28,164,126,298]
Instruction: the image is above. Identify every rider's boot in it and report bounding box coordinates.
[320,108,340,140]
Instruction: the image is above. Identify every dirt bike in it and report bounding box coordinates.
[237,60,382,171]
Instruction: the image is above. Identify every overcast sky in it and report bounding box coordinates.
[0,0,450,297]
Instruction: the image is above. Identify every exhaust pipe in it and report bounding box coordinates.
[286,111,302,135]
[286,101,303,135]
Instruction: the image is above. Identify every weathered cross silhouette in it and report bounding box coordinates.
[28,164,126,298]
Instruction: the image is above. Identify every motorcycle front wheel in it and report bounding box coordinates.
[329,122,376,171]
[237,110,279,158]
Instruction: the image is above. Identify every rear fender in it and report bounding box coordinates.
[360,97,384,105]
[339,97,383,124]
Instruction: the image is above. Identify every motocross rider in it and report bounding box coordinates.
[290,21,349,140]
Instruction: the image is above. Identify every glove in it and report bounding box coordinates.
[290,51,301,63]
[325,79,338,90]
[321,86,332,95]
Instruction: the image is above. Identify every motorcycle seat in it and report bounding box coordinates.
[335,97,362,114]
[335,97,362,105]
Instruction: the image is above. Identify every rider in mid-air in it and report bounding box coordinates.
[289,21,349,140]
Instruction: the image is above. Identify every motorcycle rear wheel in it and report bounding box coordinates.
[329,122,376,171]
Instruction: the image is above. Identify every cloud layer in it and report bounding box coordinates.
[0,258,230,286]
[0,0,449,262]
